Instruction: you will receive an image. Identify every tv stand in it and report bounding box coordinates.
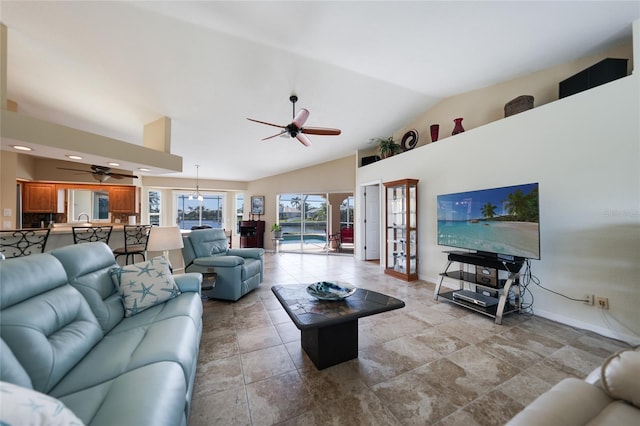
[434,251,525,324]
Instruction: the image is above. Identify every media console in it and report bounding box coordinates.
[434,251,525,324]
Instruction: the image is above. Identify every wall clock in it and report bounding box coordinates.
[401,129,419,151]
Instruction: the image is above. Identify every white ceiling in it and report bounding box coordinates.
[2,1,639,181]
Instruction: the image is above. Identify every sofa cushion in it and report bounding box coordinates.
[50,313,199,399]
[0,253,103,394]
[188,228,229,257]
[52,242,124,333]
[1,338,33,388]
[506,378,613,425]
[601,348,640,408]
[58,362,187,426]
[111,256,181,317]
[0,381,84,426]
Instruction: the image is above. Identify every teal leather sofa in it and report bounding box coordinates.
[182,228,264,301]
[0,242,203,426]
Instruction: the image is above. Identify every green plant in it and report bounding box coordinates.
[373,136,402,158]
[271,223,282,232]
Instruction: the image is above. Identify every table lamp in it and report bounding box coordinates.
[147,226,184,272]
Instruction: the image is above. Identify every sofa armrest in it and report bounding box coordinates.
[174,273,203,293]
[193,256,244,268]
[507,378,613,426]
[228,248,264,260]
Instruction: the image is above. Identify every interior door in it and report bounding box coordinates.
[364,184,380,260]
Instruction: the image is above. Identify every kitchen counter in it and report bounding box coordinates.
[40,224,186,270]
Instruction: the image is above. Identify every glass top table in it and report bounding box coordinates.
[271,284,405,369]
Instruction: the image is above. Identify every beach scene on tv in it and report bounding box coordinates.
[437,183,540,259]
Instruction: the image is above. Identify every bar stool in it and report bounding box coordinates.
[113,225,152,265]
[0,228,51,258]
[72,226,113,245]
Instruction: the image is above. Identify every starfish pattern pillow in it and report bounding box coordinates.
[0,381,85,425]
[111,256,181,317]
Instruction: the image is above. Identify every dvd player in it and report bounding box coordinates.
[452,290,498,307]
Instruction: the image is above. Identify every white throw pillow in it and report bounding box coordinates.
[601,347,640,408]
[111,256,181,317]
[0,381,84,425]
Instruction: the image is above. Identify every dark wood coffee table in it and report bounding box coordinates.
[271,284,405,369]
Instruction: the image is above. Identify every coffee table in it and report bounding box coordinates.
[271,284,405,369]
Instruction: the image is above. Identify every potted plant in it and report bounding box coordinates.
[271,223,283,239]
[373,136,402,159]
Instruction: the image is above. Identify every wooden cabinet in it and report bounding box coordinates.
[109,186,136,213]
[239,220,265,248]
[23,183,57,212]
[384,178,419,281]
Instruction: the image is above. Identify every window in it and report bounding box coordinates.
[148,190,161,226]
[176,192,225,230]
[236,194,244,233]
[340,196,354,228]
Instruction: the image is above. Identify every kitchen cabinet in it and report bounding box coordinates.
[23,183,57,212]
[109,186,136,213]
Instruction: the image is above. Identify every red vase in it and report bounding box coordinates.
[430,124,439,142]
[452,118,465,135]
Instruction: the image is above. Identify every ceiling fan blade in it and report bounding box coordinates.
[57,167,92,173]
[301,127,341,136]
[262,130,287,141]
[110,173,139,179]
[247,118,285,129]
[296,133,312,147]
[292,108,310,128]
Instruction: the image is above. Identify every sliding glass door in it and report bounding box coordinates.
[278,193,328,253]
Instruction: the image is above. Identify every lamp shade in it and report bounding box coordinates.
[147,226,184,252]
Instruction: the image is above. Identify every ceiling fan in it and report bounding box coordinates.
[57,165,138,183]
[247,95,341,147]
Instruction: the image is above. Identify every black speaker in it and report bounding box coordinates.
[361,155,380,166]
[559,58,628,99]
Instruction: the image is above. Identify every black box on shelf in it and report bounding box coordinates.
[361,155,380,166]
[475,266,498,287]
[559,58,628,99]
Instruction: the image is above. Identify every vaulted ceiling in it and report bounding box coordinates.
[2,1,638,181]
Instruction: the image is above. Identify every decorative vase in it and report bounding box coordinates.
[452,118,465,135]
[430,124,439,142]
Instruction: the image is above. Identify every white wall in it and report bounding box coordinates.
[357,74,640,344]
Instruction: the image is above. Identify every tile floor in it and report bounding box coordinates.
[188,253,630,426]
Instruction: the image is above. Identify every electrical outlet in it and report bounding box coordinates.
[596,296,609,309]
[584,294,594,305]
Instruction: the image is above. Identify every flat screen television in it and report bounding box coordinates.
[437,182,540,260]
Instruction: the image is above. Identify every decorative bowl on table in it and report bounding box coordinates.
[306,281,356,300]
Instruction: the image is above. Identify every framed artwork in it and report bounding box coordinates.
[251,195,265,215]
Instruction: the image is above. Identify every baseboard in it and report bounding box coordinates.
[532,308,639,346]
[425,273,639,346]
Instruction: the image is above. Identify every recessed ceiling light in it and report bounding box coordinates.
[138,168,151,172]
[66,155,83,160]
[108,162,120,166]
[11,145,33,151]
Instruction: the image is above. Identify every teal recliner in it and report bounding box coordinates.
[182,228,265,301]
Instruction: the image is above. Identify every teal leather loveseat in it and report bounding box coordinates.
[0,242,203,426]
[182,228,264,301]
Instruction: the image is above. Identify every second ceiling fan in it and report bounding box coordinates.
[247,95,341,147]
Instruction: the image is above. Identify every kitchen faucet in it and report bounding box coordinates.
[77,213,90,222]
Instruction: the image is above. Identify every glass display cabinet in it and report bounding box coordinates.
[384,178,419,281]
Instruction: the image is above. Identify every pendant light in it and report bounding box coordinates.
[188,165,204,202]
